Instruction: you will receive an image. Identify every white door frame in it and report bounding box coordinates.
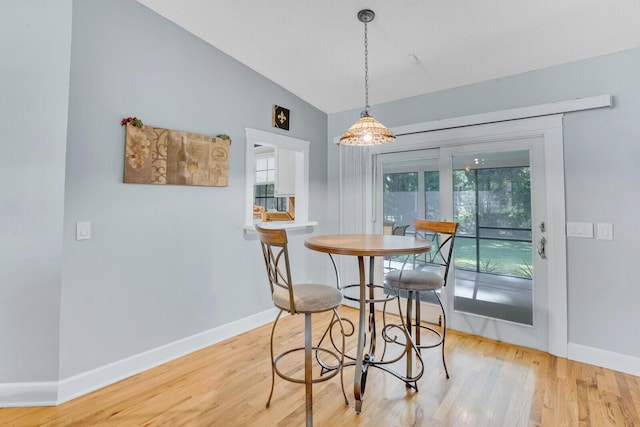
[367,115,567,356]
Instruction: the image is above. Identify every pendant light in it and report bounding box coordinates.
[340,9,395,146]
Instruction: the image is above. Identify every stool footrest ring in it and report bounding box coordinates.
[273,346,342,384]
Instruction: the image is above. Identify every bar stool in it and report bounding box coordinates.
[384,219,458,387]
[256,225,348,427]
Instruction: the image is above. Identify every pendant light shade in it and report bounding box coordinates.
[339,113,396,146]
[340,9,395,146]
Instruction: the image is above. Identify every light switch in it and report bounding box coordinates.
[566,222,593,238]
[76,221,91,240]
[597,223,613,240]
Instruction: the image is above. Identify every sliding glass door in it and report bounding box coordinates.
[378,137,548,350]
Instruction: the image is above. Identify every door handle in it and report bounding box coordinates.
[537,236,547,259]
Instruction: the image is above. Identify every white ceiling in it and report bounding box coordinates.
[137,0,640,114]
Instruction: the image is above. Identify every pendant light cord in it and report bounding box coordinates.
[363,20,370,117]
[340,9,395,145]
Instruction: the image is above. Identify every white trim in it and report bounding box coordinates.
[0,308,278,407]
[391,94,611,136]
[543,125,568,357]
[568,343,640,377]
[370,115,565,154]
[57,307,278,404]
[332,95,611,145]
[0,382,58,407]
[244,221,317,233]
[244,128,313,229]
[246,128,311,151]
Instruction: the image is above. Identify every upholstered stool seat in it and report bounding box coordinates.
[273,284,343,313]
[385,270,443,291]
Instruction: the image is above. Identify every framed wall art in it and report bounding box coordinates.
[272,105,290,131]
[123,121,230,187]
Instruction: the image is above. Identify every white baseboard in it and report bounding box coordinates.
[0,307,278,408]
[568,342,640,377]
[0,381,58,407]
[5,312,637,408]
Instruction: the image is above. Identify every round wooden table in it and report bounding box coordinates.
[305,234,432,413]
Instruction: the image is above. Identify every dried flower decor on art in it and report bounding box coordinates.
[121,116,144,128]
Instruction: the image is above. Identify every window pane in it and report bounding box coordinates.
[383,172,418,230]
[476,167,531,230]
[256,158,267,171]
[452,150,533,325]
[453,169,477,237]
[256,171,267,183]
[424,170,440,221]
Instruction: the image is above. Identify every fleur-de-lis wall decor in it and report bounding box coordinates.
[272,105,290,131]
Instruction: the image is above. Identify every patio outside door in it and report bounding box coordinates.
[379,137,548,350]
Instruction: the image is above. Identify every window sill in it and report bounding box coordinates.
[244,220,318,234]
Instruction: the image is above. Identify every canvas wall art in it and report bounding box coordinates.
[123,123,230,187]
[272,104,290,131]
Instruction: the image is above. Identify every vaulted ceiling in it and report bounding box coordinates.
[137,0,640,113]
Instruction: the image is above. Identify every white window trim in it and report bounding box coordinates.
[244,128,316,232]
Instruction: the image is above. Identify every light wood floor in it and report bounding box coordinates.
[2,307,639,426]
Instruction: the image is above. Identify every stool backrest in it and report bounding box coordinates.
[414,219,459,286]
[392,224,410,236]
[256,225,296,314]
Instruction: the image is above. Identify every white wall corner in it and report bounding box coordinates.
[568,342,640,377]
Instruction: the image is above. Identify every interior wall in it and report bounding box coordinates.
[0,0,72,383]
[328,47,640,360]
[4,0,637,399]
[59,0,329,379]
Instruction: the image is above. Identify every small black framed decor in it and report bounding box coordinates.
[272,105,290,131]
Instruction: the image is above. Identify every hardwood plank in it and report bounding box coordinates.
[615,371,640,425]
[576,379,592,425]
[1,307,639,426]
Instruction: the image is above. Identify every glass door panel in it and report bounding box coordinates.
[382,165,441,282]
[381,155,440,305]
[424,170,440,221]
[383,170,418,234]
[451,150,533,325]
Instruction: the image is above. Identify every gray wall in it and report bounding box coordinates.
[1,0,329,386]
[0,0,72,382]
[59,0,330,379]
[328,47,640,359]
